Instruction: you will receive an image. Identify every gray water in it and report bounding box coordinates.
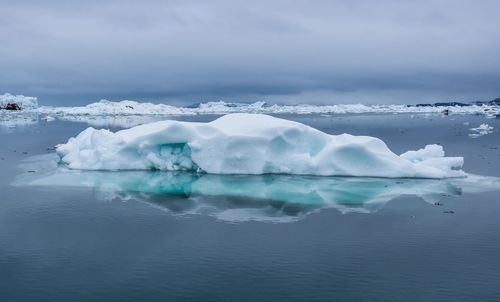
[1,113,500,301]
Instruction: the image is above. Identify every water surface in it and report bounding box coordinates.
[1,113,500,301]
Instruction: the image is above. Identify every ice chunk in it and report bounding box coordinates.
[56,114,465,178]
[400,144,445,162]
[0,93,38,110]
[469,123,494,138]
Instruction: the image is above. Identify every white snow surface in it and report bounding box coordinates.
[57,113,464,178]
[0,93,38,110]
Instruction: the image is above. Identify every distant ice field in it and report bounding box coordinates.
[1,92,500,128]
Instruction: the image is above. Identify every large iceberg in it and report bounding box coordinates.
[56,113,464,178]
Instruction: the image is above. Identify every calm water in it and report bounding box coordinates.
[1,113,500,302]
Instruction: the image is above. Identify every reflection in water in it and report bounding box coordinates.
[0,112,39,132]
[15,154,500,223]
[55,114,165,128]
[0,111,173,129]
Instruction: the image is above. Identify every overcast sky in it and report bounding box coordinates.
[1,0,500,105]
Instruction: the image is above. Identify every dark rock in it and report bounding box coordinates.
[413,102,472,108]
[434,102,471,107]
[1,103,21,110]
[473,98,500,106]
[489,98,500,105]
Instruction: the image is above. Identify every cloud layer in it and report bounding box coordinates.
[1,0,500,105]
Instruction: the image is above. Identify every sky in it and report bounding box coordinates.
[1,0,500,106]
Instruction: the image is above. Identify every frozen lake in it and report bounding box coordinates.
[1,113,500,301]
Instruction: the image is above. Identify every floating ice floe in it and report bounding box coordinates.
[15,154,500,222]
[0,93,38,110]
[0,93,39,130]
[56,113,464,178]
[469,123,495,138]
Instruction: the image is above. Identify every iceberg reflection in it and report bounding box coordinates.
[0,112,39,132]
[15,154,500,223]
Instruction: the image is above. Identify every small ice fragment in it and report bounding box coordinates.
[469,123,494,138]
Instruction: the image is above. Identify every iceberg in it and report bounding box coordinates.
[56,113,464,178]
[0,93,38,110]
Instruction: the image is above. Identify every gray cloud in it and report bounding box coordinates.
[1,0,500,105]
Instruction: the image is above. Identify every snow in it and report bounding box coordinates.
[0,93,38,110]
[56,113,464,178]
[469,123,494,138]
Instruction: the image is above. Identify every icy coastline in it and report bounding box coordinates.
[56,113,465,178]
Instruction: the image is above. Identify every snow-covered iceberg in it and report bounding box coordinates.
[56,113,464,178]
[0,93,38,110]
